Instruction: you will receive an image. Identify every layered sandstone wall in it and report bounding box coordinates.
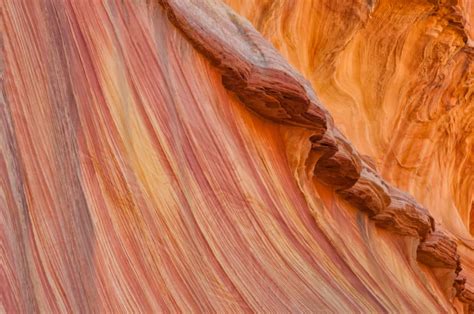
[224,0,474,240]
[2,0,473,312]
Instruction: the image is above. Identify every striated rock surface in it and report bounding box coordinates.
[159,0,331,132]
[2,0,473,312]
[373,186,434,238]
[224,0,474,240]
[417,227,460,268]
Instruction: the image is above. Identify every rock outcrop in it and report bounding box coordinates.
[2,0,473,312]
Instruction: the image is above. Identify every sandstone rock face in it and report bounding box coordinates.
[224,0,474,239]
[2,0,473,312]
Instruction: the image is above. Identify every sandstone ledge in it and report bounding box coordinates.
[158,0,474,308]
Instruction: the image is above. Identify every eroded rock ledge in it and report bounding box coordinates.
[158,0,474,308]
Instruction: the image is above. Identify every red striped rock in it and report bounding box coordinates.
[2,0,473,312]
[373,186,434,238]
[417,228,460,269]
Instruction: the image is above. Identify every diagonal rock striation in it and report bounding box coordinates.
[2,0,472,311]
[159,0,474,310]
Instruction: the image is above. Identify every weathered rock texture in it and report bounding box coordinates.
[2,0,473,312]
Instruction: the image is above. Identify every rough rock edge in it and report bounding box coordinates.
[158,0,331,135]
[157,0,474,307]
[429,0,472,46]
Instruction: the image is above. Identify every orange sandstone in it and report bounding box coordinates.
[1,0,473,312]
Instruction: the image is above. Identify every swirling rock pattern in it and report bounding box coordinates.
[2,0,473,312]
[224,0,474,240]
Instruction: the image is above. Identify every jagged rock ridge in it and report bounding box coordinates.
[161,0,474,311]
[2,0,473,312]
